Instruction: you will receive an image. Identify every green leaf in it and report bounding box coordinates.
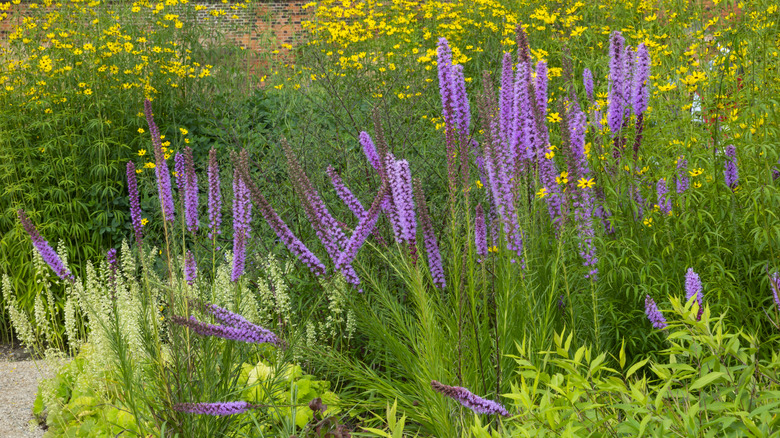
[690,372,725,390]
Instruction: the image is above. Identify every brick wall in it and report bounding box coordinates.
[0,0,313,55]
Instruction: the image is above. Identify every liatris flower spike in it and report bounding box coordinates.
[770,272,780,314]
[431,380,509,416]
[126,161,144,247]
[18,210,74,282]
[685,268,704,321]
[644,295,667,329]
[724,145,739,190]
[174,402,256,416]
[144,99,175,222]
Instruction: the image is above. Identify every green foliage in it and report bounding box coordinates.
[493,300,780,436]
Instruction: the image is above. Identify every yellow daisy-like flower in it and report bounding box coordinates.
[488,245,499,254]
[141,218,149,226]
[577,178,595,189]
[83,89,92,95]
[643,217,653,227]
[536,187,549,199]
[138,149,146,156]
[475,180,483,189]
[138,128,145,134]
[179,127,188,135]
[144,162,156,169]
[135,168,143,174]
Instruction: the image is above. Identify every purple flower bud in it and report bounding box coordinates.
[126,161,143,248]
[388,157,416,246]
[173,402,256,416]
[171,314,281,345]
[231,169,252,282]
[174,152,186,194]
[607,32,626,135]
[18,210,74,282]
[644,295,667,329]
[414,180,445,288]
[431,380,509,416]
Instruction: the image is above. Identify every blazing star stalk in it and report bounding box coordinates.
[499,52,515,148]
[388,156,417,246]
[171,315,281,345]
[144,99,175,222]
[414,180,445,288]
[126,162,143,248]
[431,380,509,416]
[452,63,471,137]
[724,145,739,190]
[583,68,595,102]
[644,295,667,329]
[327,166,365,218]
[174,402,256,416]
[685,268,704,320]
[234,150,326,276]
[184,250,197,286]
[231,168,252,282]
[336,184,387,271]
[632,44,651,116]
[207,148,222,240]
[657,178,672,216]
[359,131,381,173]
[569,105,598,278]
[676,158,689,194]
[18,209,74,282]
[183,146,199,233]
[607,32,626,136]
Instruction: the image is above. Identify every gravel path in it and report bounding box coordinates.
[0,345,51,438]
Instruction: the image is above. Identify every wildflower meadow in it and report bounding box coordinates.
[2,0,780,436]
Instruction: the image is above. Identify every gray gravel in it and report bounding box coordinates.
[0,346,51,438]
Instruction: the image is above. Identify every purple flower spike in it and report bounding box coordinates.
[498,52,515,147]
[676,158,689,194]
[724,145,739,190]
[359,131,381,172]
[144,99,175,222]
[475,204,487,263]
[632,44,651,116]
[388,158,416,246]
[644,295,667,329]
[207,148,222,240]
[452,64,471,136]
[18,210,74,282]
[414,180,445,288]
[656,178,672,216]
[607,32,626,136]
[336,184,386,270]
[231,169,252,282]
[171,315,281,345]
[183,146,199,233]
[327,166,365,218]
[431,380,509,416]
[126,162,143,248]
[583,68,594,102]
[174,401,255,416]
[535,61,549,116]
[184,250,197,286]
[685,268,704,320]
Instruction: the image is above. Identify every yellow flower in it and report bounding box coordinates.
[179,127,188,135]
[475,180,483,189]
[488,245,499,253]
[545,150,555,159]
[138,128,145,133]
[83,89,92,95]
[144,162,156,169]
[556,171,569,185]
[577,178,595,189]
[138,149,146,156]
[141,218,149,226]
[643,217,653,227]
[693,181,702,188]
[135,168,143,174]
[536,187,549,199]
